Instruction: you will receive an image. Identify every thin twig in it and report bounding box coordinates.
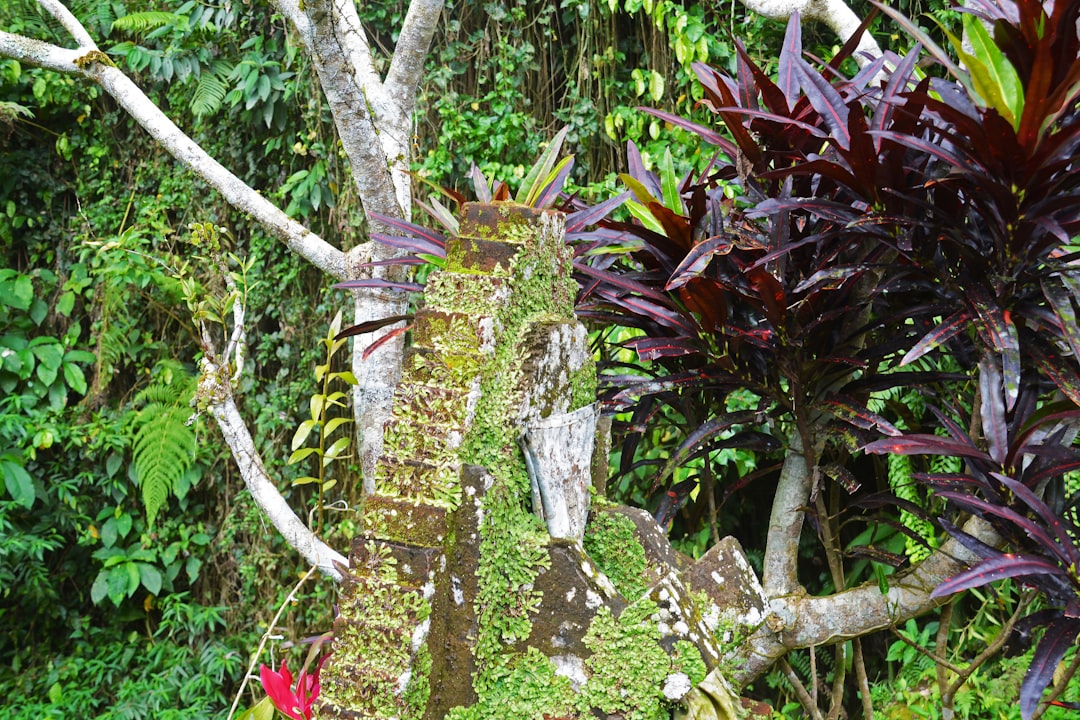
[826,643,846,720]
[852,639,874,719]
[779,657,825,720]
[226,563,319,720]
[888,624,964,675]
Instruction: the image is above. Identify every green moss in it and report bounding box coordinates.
[583,511,649,601]
[321,542,432,718]
[578,601,704,720]
[446,648,575,720]
[569,363,598,414]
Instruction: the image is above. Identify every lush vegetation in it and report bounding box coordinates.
[3,0,1080,718]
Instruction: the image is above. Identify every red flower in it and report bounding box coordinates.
[259,653,331,720]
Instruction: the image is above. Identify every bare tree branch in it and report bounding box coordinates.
[385,0,443,114]
[738,0,882,65]
[733,516,1000,684]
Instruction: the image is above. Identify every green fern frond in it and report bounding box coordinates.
[191,71,228,118]
[0,101,34,122]
[131,367,197,527]
[111,12,180,36]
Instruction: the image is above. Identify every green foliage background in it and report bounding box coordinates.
[0,0,1055,717]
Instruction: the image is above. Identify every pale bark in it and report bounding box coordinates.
[733,516,1000,685]
[209,391,348,580]
[737,0,882,65]
[762,429,811,598]
[269,0,443,485]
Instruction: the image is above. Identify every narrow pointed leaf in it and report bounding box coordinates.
[665,237,733,290]
[794,60,851,149]
[333,278,424,293]
[823,398,902,436]
[518,126,569,205]
[335,315,414,340]
[566,192,631,234]
[776,15,802,108]
[978,358,1008,465]
[361,324,412,361]
[902,311,971,365]
[931,553,1064,598]
[1020,618,1080,720]
[863,434,990,460]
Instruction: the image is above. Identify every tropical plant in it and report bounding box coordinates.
[572,0,1080,714]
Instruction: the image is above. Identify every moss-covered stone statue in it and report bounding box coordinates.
[317,203,757,720]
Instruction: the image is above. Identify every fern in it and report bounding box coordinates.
[131,366,197,527]
[191,70,229,118]
[111,12,181,36]
[0,101,33,122]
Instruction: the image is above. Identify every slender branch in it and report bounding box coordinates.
[208,390,347,579]
[778,657,824,720]
[0,30,348,279]
[852,639,874,719]
[734,514,1001,685]
[384,0,442,113]
[36,0,97,48]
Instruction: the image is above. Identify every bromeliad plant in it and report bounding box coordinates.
[573,0,1080,714]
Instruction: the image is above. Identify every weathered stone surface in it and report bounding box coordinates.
[458,201,550,241]
[683,535,770,644]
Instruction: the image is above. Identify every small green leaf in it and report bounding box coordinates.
[323,417,352,436]
[125,562,141,597]
[63,363,87,394]
[324,436,351,460]
[91,571,108,604]
[288,447,321,465]
[236,696,277,720]
[625,200,667,236]
[310,394,326,422]
[186,555,202,583]
[116,512,132,538]
[330,370,358,385]
[56,291,75,317]
[107,566,130,606]
[659,148,681,213]
[321,479,337,492]
[292,475,320,486]
[0,274,32,310]
[314,363,329,383]
[648,70,665,103]
[101,517,118,548]
[962,13,1023,128]
[292,419,317,451]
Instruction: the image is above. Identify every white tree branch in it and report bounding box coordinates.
[208,389,348,580]
[385,0,443,114]
[738,0,882,65]
[734,515,1000,685]
[762,429,811,597]
[0,21,348,279]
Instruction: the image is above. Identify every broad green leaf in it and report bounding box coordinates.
[2,459,34,509]
[186,555,202,583]
[29,297,47,325]
[288,446,321,465]
[962,13,1023,129]
[35,362,57,387]
[56,290,75,316]
[648,70,665,103]
[329,370,358,386]
[125,562,141,597]
[314,363,329,383]
[310,393,326,422]
[236,697,276,720]
[137,563,162,595]
[0,274,32,310]
[116,512,132,538]
[324,436,351,460]
[91,571,108,604]
[101,517,118,548]
[625,200,667,236]
[63,363,87,394]
[106,566,129,606]
[323,417,352,436]
[292,419,317,451]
